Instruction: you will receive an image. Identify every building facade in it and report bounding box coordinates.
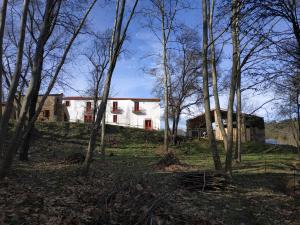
[62,97,161,130]
[36,94,64,122]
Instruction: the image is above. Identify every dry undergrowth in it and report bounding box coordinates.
[154,149,191,172]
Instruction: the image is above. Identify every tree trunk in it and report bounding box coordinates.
[19,80,41,161]
[82,64,115,175]
[236,67,242,163]
[100,112,106,158]
[81,0,139,175]
[208,0,227,151]
[0,0,8,121]
[21,0,97,139]
[171,111,176,145]
[225,0,240,175]
[0,0,60,178]
[161,0,169,153]
[202,0,222,171]
[173,111,180,145]
[297,89,300,154]
[0,0,30,158]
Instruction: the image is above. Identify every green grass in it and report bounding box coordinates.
[2,122,300,225]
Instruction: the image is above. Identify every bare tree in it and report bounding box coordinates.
[257,0,300,153]
[0,0,97,178]
[84,30,111,158]
[208,0,228,153]
[202,0,222,170]
[84,30,111,121]
[144,0,185,153]
[276,72,300,152]
[17,0,98,162]
[150,26,203,145]
[81,0,140,175]
[0,0,30,159]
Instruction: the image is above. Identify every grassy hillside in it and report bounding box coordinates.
[34,122,164,145]
[1,122,299,225]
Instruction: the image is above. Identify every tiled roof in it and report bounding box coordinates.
[63,96,160,102]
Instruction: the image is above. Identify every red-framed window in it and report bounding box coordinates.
[134,101,139,111]
[86,102,92,110]
[84,115,93,123]
[113,115,117,123]
[65,101,70,106]
[113,101,118,111]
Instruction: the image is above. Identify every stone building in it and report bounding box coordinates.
[35,94,65,122]
[186,109,265,143]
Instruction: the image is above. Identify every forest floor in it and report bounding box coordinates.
[0,123,300,225]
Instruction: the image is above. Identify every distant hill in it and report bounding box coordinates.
[265,120,299,147]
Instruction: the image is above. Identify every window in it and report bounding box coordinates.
[44,110,50,119]
[65,101,70,106]
[113,115,117,123]
[145,119,152,130]
[84,115,93,123]
[134,102,139,111]
[86,102,92,110]
[113,101,118,111]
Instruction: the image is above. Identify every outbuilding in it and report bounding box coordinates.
[186,109,265,143]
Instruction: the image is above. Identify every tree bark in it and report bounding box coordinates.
[202,0,222,171]
[236,65,242,163]
[100,112,106,158]
[208,0,227,151]
[0,0,8,121]
[161,0,169,153]
[297,88,300,154]
[19,79,41,161]
[225,0,240,175]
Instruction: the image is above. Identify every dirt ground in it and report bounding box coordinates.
[0,133,300,225]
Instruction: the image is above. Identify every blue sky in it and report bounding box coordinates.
[61,1,278,128]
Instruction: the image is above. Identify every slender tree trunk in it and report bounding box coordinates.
[161,0,169,153]
[225,0,240,175]
[82,64,116,174]
[173,112,180,145]
[236,67,242,163]
[208,0,227,151]
[202,0,222,171]
[0,0,30,158]
[0,0,8,121]
[19,79,41,161]
[297,89,300,154]
[171,111,176,145]
[81,0,139,175]
[100,112,106,158]
[93,94,97,123]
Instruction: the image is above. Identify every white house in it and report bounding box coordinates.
[62,97,161,130]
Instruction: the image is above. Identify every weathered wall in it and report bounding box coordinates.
[36,94,64,122]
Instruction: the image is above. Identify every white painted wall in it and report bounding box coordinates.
[63,98,160,130]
